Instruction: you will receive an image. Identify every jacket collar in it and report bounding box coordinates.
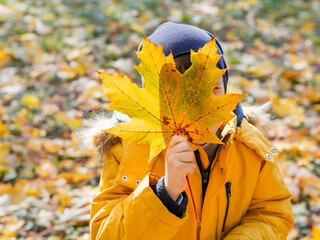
[222,115,279,162]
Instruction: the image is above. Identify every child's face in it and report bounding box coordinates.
[193,78,225,145]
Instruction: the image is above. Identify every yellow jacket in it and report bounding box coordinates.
[89,115,294,240]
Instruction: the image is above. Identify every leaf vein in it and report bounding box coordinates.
[107,76,174,131]
[179,48,212,128]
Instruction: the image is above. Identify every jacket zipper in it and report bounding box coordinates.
[222,181,231,233]
[202,170,209,185]
[201,169,209,199]
[195,150,210,200]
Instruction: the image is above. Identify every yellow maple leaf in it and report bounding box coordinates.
[99,36,246,161]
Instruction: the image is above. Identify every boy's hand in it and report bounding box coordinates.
[164,135,196,201]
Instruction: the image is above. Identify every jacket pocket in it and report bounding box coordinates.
[222,181,231,233]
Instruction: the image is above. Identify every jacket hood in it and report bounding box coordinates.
[77,102,273,162]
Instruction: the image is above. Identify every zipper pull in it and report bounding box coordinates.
[225,182,231,197]
[202,170,209,184]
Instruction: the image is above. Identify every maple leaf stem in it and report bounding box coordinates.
[186,175,201,227]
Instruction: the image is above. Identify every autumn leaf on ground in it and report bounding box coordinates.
[98,36,246,161]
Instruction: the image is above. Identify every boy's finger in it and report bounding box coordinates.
[170,151,195,163]
[174,162,196,175]
[185,163,196,175]
[170,141,193,153]
[177,163,196,176]
[168,135,188,149]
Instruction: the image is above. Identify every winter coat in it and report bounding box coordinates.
[87,107,294,240]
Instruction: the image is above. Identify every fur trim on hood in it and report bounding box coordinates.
[76,111,129,164]
[76,102,273,163]
[242,101,273,134]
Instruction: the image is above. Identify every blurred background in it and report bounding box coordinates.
[0,0,319,239]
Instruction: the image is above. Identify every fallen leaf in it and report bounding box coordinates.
[21,94,40,109]
[35,159,58,178]
[0,143,9,165]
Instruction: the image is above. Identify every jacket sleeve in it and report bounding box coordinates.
[224,159,294,240]
[90,144,188,240]
[151,176,188,218]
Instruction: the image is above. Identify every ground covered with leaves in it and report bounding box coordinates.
[0,0,319,239]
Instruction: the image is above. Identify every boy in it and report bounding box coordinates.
[88,22,294,239]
